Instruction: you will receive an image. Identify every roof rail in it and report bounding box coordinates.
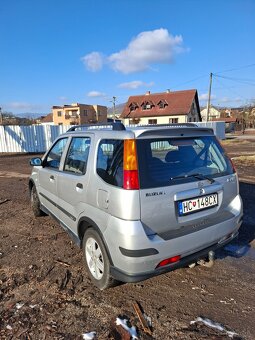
[67,122,126,132]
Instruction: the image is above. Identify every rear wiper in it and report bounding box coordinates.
[170,173,215,184]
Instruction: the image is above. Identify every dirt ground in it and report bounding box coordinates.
[0,137,255,340]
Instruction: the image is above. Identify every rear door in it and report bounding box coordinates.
[57,136,91,234]
[136,134,236,239]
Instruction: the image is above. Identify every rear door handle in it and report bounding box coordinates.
[76,183,83,189]
[50,175,55,182]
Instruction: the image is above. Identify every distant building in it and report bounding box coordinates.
[52,103,107,125]
[37,113,54,125]
[200,106,221,121]
[120,89,201,125]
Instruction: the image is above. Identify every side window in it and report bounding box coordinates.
[96,139,123,187]
[64,137,91,174]
[45,138,68,169]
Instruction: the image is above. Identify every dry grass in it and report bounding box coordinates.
[232,155,255,162]
[221,139,249,145]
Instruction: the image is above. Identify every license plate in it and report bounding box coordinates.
[178,193,218,216]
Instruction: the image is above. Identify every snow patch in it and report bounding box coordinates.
[144,314,152,327]
[116,317,138,339]
[29,304,37,308]
[191,317,238,338]
[82,331,96,340]
[16,302,24,310]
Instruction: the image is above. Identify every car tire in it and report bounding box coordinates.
[31,185,44,217]
[82,228,118,290]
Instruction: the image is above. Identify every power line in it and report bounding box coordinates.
[213,76,251,103]
[214,74,255,86]
[214,63,255,75]
[171,74,208,89]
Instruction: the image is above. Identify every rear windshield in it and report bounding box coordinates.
[136,136,234,189]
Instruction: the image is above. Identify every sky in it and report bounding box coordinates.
[0,0,255,115]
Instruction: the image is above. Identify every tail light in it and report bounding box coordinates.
[123,139,139,190]
[156,255,181,268]
[228,156,236,173]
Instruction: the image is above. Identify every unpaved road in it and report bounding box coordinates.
[0,138,255,339]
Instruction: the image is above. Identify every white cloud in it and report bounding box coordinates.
[7,102,42,111]
[81,29,187,74]
[87,91,106,98]
[59,96,67,101]
[81,52,103,72]
[108,28,186,74]
[118,80,154,89]
[218,96,242,104]
[199,94,243,105]
[199,93,217,101]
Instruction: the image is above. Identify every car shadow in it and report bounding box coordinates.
[216,181,255,259]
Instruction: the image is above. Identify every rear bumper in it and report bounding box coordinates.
[110,231,238,283]
[104,194,242,282]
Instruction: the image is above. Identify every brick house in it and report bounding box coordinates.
[52,103,107,125]
[120,89,201,125]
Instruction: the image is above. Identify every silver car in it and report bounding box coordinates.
[29,123,243,289]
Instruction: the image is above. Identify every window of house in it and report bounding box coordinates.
[45,138,68,169]
[96,139,123,187]
[169,118,179,124]
[70,110,78,117]
[142,101,153,110]
[143,104,151,110]
[191,103,196,114]
[158,101,167,109]
[148,119,157,124]
[129,102,138,112]
[84,110,88,116]
[57,111,62,117]
[64,137,91,175]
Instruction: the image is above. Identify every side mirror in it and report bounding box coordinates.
[30,157,42,166]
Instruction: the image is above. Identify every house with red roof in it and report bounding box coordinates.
[37,113,54,125]
[120,89,201,125]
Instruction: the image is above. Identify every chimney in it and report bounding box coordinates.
[166,89,171,93]
[145,91,150,95]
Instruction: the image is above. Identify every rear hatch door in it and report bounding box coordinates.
[136,129,236,239]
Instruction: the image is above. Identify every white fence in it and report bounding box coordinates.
[196,121,225,140]
[0,125,70,153]
[0,122,225,153]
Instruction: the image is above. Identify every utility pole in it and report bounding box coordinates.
[111,96,117,122]
[206,72,213,122]
[0,107,3,125]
